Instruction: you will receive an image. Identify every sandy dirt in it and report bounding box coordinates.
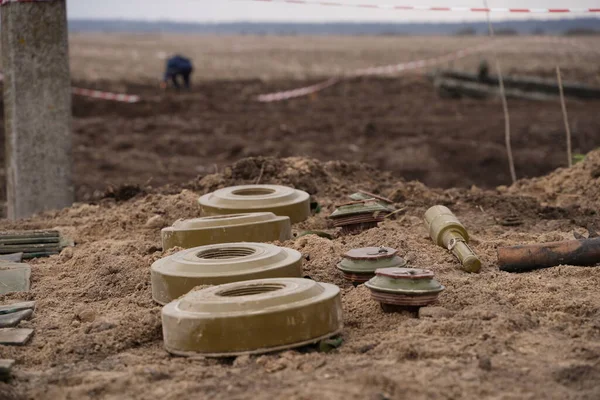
[0,152,599,399]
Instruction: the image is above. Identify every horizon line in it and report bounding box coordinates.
[67,16,599,24]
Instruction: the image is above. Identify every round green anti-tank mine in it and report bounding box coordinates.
[161,277,343,357]
[161,212,291,250]
[365,267,445,308]
[329,200,392,234]
[198,184,310,224]
[151,242,303,305]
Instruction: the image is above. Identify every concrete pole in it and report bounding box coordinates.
[1,0,73,219]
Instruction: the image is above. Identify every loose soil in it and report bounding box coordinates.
[3,35,600,205]
[1,153,599,400]
[3,74,600,207]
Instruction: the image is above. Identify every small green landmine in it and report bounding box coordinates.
[161,212,291,250]
[337,246,407,285]
[329,200,393,235]
[365,267,445,311]
[198,184,310,223]
[161,278,343,357]
[424,205,482,273]
[151,242,303,305]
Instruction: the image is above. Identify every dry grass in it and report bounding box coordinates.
[68,34,600,84]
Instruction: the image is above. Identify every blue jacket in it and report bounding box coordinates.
[164,55,193,81]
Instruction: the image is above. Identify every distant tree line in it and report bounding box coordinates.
[455,26,598,36]
[67,18,600,36]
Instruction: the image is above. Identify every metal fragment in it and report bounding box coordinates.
[0,301,35,315]
[0,253,23,263]
[0,309,33,328]
[0,230,59,239]
[0,328,34,345]
[0,263,31,295]
[0,230,70,259]
[499,215,523,226]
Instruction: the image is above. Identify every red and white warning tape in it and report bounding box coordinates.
[256,36,599,102]
[257,77,341,102]
[0,0,54,5]
[257,41,494,102]
[239,0,600,13]
[351,42,492,76]
[71,88,141,103]
[0,73,140,103]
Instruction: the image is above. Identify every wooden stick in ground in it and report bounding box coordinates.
[384,207,407,219]
[484,0,516,184]
[255,163,265,184]
[556,66,573,167]
[499,62,516,183]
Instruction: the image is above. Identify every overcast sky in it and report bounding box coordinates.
[68,0,600,23]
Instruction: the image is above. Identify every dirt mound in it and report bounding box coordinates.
[507,148,600,210]
[190,156,403,202]
[1,156,600,399]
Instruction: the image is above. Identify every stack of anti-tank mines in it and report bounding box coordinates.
[336,246,407,286]
[153,184,343,357]
[151,183,482,356]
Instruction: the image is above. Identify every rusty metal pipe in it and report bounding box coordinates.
[497,237,600,273]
